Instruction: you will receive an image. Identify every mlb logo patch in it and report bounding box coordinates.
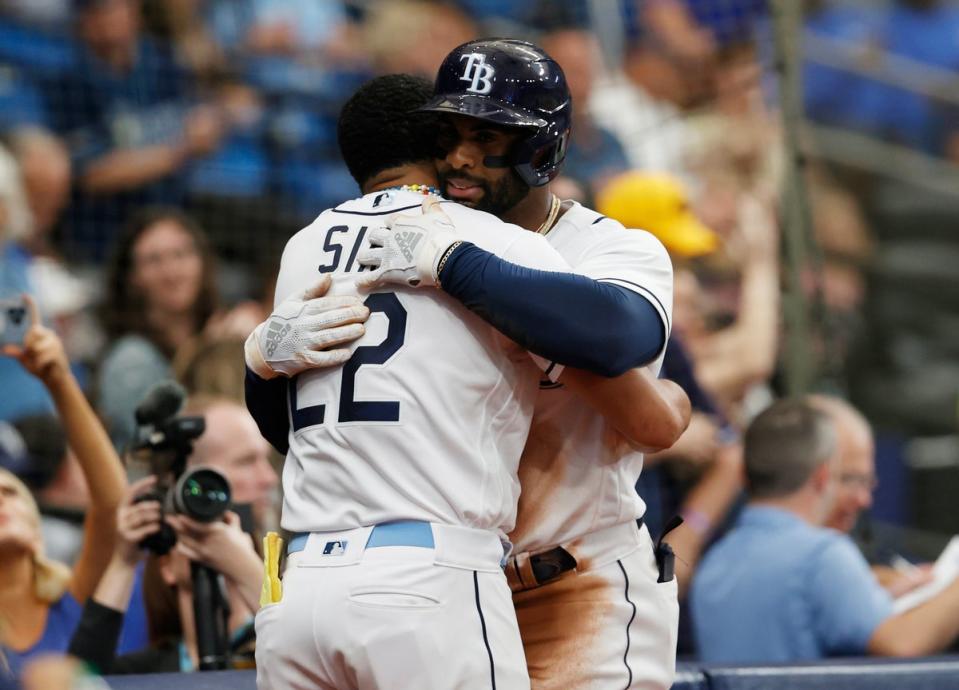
[322,540,348,556]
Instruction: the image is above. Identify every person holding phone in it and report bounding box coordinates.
[0,296,127,677]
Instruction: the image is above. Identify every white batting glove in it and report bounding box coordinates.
[244,275,369,379]
[355,197,462,289]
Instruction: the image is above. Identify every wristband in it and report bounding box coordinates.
[244,324,279,380]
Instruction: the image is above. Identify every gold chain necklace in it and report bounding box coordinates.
[536,195,562,235]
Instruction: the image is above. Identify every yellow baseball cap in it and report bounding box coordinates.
[596,172,719,258]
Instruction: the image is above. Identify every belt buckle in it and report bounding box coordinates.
[530,546,577,585]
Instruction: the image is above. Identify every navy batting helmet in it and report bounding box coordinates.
[420,38,572,188]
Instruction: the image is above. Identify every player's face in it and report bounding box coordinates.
[436,115,529,216]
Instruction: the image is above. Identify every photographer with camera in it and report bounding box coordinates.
[68,475,262,674]
[0,296,127,677]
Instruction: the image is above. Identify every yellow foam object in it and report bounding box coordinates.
[260,531,284,607]
[596,171,720,258]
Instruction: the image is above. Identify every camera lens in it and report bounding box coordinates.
[173,467,231,522]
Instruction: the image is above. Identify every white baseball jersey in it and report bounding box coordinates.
[275,189,566,535]
[510,201,674,554]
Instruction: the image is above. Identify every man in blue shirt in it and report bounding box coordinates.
[44,0,225,259]
[691,397,959,663]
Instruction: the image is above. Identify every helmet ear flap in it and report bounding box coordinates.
[513,127,571,187]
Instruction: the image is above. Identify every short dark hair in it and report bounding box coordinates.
[337,74,439,188]
[744,398,837,500]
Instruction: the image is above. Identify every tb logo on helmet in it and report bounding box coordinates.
[459,53,494,95]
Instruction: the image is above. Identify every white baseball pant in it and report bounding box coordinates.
[507,521,679,690]
[255,521,530,690]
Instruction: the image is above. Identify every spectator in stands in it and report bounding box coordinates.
[811,395,933,598]
[174,337,249,403]
[686,42,781,207]
[111,388,277,653]
[0,298,126,678]
[598,169,778,424]
[7,415,88,565]
[205,0,348,58]
[0,143,51,422]
[4,128,70,254]
[677,191,779,423]
[691,398,959,663]
[68,475,262,674]
[3,127,100,368]
[541,28,630,199]
[183,396,278,532]
[597,171,744,603]
[806,173,874,382]
[45,0,226,259]
[362,0,476,78]
[589,0,713,179]
[98,208,218,450]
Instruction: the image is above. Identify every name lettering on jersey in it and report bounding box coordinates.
[322,540,348,556]
[318,225,370,274]
[265,319,291,356]
[459,53,495,95]
[394,230,422,263]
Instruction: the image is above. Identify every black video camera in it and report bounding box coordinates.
[131,382,232,555]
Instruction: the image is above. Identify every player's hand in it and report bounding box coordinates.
[2,295,70,388]
[355,196,462,289]
[245,275,369,379]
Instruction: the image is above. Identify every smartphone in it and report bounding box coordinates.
[0,297,30,347]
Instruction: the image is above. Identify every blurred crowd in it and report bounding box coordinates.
[1,0,959,686]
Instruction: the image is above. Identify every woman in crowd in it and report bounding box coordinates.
[98,208,219,449]
[0,298,127,677]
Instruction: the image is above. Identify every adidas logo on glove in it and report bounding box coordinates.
[394,231,423,263]
[265,320,292,356]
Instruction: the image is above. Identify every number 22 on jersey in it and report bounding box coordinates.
[288,293,406,431]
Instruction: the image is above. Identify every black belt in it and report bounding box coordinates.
[526,517,646,586]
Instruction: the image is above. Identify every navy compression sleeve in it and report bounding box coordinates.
[440,243,666,377]
[245,366,290,454]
